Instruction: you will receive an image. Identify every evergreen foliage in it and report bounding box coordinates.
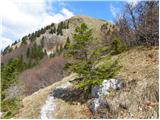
[30,43,45,61]
[57,21,69,35]
[111,37,127,55]
[1,48,45,118]
[41,37,44,48]
[1,58,24,90]
[2,46,13,55]
[26,48,30,58]
[21,36,27,45]
[49,23,56,34]
[1,57,28,118]
[1,98,21,119]
[64,37,70,49]
[64,23,120,92]
[57,22,63,35]
[2,46,10,55]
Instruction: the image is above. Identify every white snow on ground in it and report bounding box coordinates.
[40,82,72,119]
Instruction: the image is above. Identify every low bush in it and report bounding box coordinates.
[111,37,127,55]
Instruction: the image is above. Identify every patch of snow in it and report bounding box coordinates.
[40,96,56,119]
[40,82,72,119]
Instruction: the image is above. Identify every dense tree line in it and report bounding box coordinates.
[1,20,70,56]
[1,57,28,118]
[57,21,69,35]
[26,43,45,63]
[1,42,46,118]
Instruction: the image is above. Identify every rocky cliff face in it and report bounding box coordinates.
[15,46,159,119]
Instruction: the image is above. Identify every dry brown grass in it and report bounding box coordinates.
[15,46,159,119]
[98,46,159,119]
[15,73,78,118]
[54,99,92,119]
[115,46,158,82]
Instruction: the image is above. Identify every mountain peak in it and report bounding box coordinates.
[70,14,106,22]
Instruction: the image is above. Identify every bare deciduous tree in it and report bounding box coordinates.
[115,1,159,46]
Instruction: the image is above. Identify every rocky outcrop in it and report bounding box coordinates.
[93,78,159,119]
[87,79,124,113]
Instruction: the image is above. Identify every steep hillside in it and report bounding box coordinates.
[14,46,158,119]
[1,15,116,119]
[1,1,158,119]
[1,15,115,102]
[1,13,158,119]
[1,15,109,64]
[94,46,159,118]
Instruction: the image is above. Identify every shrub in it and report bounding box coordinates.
[57,22,63,35]
[21,36,27,45]
[64,37,70,50]
[19,56,66,95]
[111,37,127,55]
[1,98,21,119]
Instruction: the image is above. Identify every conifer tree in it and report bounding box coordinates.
[64,23,120,92]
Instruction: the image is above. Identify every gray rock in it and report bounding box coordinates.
[91,85,100,98]
[91,79,123,99]
[87,98,108,113]
[88,79,123,113]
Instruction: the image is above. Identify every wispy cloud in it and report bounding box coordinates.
[0,0,74,50]
[110,4,119,18]
[126,0,139,7]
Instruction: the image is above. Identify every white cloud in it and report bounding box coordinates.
[0,36,13,50]
[110,4,119,18]
[0,0,74,50]
[41,8,74,26]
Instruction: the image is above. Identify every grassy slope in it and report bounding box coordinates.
[15,46,158,119]
[15,73,91,119]
[96,46,159,118]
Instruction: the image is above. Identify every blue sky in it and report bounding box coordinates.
[53,1,125,22]
[0,0,129,50]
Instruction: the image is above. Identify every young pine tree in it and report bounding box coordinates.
[64,23,120,93]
